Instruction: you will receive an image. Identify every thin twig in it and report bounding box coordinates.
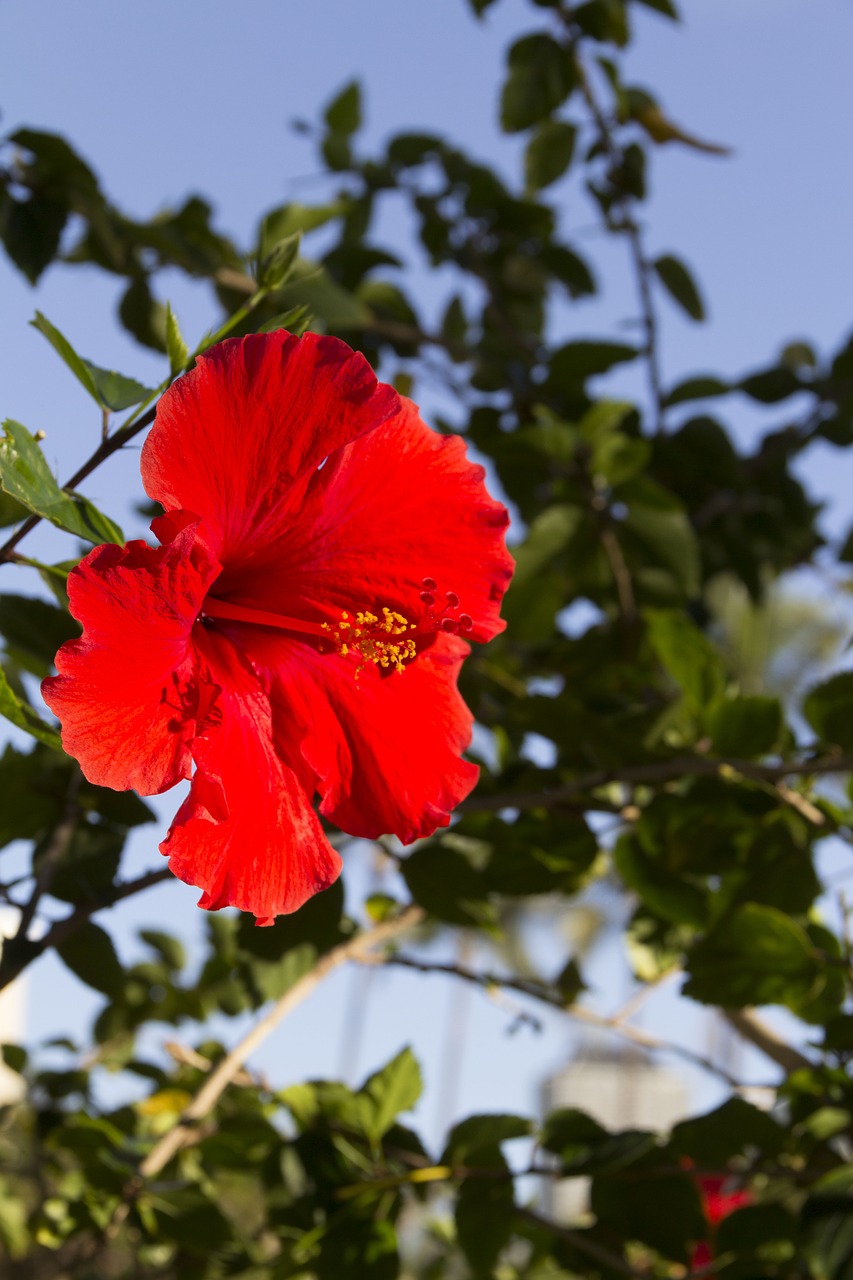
[137,906,423,1180]
[600,525,637,622]
[568,31,665,435]
[369,954,747,1088]
[458,752,853,814]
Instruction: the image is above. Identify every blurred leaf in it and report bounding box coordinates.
[0,665,62,748]
[645,608,726,711]
[500,34,576,133]
[443,1113,531,1165]
[684,903,822,1011]
[0,420,123,545]
[359,1046,423,1141]
[547,340,637,391]
[324,81,362,135]
[0,592,78,676]
[739,365,803,404]
[632,0,679,15]
[139,930,186,971]
[669,1096,784,1165]
[591,1164,705,1262]
[803,672,853,751]
[709,695,783,757]
[664,374,729,406]
[1,194,67,283]
[259,230,302,290]
[525,120,577,191]
[456,1174,514,1277]
[654,253,705,321]
[56,922,125,997]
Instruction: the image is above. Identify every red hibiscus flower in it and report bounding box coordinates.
[692,1175,752,1270]
[42,332,513,924]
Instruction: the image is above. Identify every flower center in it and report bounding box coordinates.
[320,608,416,676]
[200,578,472,679]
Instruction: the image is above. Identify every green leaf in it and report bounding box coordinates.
[709,695,783,757]
[31,312,154,411]
[0,592,79,677]
[81,362,153,411]
[164,303,189,375]
[259,230,302,290]
[654,253,705,321]
[632,0,679,16]
[456,1174,514,1277]
[614,833,707,927]
[0,420,123,545]
[468,0,500,13]
[542,1108,656,1173]
[664,374,730,406]
[623,503,700,596]
[56,921,125,997]
[739,365,802,403]
[511,504,585,589]
[138,930,186,972]
[359,1046,423,1141]
[802,1166,853,1280]
[500,34,577,134]
[0,492,30,529]
[324,81,362,135]
[0,664,62,749]
[316,1218,398,1280]
[717,1204,799,1259]
[803,672,853,751]
[547,340,638,391]
[669,1096,784,1165]
[443,1113,531,1165]
[591,1165,705,1262]
[30,311,101,405]
[277,261,371,329]
[684,903,822,1011]
[118,277,167,352]
[256,303,311,336]
[525,120,577,191]
[1,194,67,284]
[645,608,726,711]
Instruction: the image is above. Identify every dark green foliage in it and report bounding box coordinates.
[0,1,851,1276]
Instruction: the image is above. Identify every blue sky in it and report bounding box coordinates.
[1,0,851,1143]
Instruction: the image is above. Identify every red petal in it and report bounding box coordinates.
[211,395,513,644]
[141,331,399,564]
[42,523,219,794]
[163,628,342,922]
[229,628,478,844]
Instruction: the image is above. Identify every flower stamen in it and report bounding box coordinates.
[321,607,417,678]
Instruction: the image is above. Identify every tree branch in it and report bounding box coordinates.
[458,752,853,814]
[723,1008,814,1075]
[567,29,665,435]
[136,905,424,1180]
[370,954,747,1089]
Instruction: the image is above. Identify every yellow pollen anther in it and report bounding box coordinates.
[321,606,417,678]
